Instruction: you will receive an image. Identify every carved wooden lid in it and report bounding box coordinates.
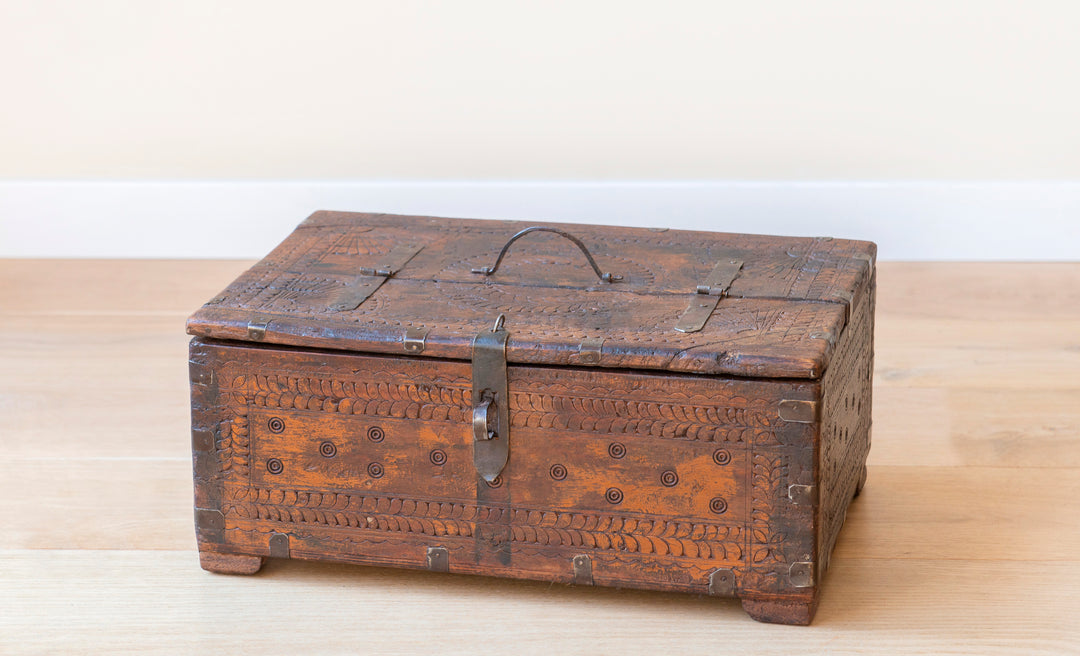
[186,211,875,379]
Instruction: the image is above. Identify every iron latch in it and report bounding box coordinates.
[329,243,423,311]
[674,258,744,333]
[471,314,510,482]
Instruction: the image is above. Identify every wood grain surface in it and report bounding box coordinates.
[1,260,1078,654]
[186,212,875,377]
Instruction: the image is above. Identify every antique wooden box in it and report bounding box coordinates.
[187,211,876,625]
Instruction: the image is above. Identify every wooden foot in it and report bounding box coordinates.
[854,464,868,497]
[200,550,264,575]
[741,596,818,625]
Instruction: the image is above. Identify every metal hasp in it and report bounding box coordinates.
[674,258,744,333]
[471,314,511,483]
[330,243,423,311]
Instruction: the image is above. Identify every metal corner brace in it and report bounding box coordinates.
[471,314,510,483]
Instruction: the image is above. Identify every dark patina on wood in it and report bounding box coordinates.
[187,211,876,625]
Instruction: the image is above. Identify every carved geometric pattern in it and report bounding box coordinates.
[214,411,250,479]
[231,373,471,423]
[510,388,778,443]
[216,370,783,449]
[224,486,744,561]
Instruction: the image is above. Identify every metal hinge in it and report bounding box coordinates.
[471,314,510,483]
[675,258,744,333]
[577,337,604,365]
[247,317,269,341]
[403,326,429,353]
[330,243,423,312]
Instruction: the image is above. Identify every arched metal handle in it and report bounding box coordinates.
[470,227,624,283]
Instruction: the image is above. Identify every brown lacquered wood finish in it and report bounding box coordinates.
[187,212,876,625]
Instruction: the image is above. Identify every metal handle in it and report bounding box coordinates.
[471,227,623,283]
[472,393,497,442]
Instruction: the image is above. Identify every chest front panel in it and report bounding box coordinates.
[191,339,818,595]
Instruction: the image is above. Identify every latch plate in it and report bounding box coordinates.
[471,315,510,482]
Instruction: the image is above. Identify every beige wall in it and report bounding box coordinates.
[1,1,1078,180]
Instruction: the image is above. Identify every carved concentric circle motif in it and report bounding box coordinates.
[660,470,679,487]
[429,449,447,466]
[367,462,385,478]
[267,417,285,434]
[266,458,284,475]
[486,475,504,488]
[549,464,568,481]
[712,449,731,466]
[605,487,624,504]
[709,497,728,514]
[608,442,626,459]
[367,426,385,442]
[319,441,337,458]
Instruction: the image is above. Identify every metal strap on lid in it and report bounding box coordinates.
[329,243,423,311]
[674,258,744,333]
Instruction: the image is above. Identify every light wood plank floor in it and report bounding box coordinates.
[1,260,1078,655]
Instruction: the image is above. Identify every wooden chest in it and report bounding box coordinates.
[187,211,876,625]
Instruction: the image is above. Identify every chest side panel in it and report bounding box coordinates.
[191,339,819,596]
[818,268,875,578]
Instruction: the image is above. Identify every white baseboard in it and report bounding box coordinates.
[1,181,1077,260]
